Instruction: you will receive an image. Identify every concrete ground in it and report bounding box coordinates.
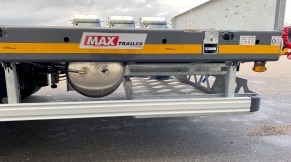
[0,56,291,162]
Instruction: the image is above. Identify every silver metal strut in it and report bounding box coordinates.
[3,63,20,104]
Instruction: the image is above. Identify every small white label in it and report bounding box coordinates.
[80,32,147,49]
[271,36,281,45]
[240,36,256,45]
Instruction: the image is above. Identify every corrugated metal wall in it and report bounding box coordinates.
[172,0,286,30]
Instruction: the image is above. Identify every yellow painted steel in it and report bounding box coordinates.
[0,43,201,54]
[219,45,281,54]
[0,43,280,55]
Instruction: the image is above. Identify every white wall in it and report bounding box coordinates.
[172,0,286,30]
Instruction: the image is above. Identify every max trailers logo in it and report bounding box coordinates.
[80,32,147,49]
[84,36,119,46]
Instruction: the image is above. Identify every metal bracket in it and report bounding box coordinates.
[203,31,219,55]
[235,77,254,93]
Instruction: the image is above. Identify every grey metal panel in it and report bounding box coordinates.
[0,97,251,121]
[1,27,205,44]
[0,27,281,62]
[0,27,281,45]
[172,0,286,31]
[219,31,282,45]
[0,54,280,62]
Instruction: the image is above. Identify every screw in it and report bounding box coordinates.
[100,66,109,75]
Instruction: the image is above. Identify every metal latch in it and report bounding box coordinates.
[203,31,219,55]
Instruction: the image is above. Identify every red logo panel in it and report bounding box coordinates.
[84,36,119,46]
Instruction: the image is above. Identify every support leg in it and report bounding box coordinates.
[225,62,237,97]
[4,63,20,103]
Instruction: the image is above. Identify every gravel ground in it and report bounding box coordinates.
[0,56,291,162]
